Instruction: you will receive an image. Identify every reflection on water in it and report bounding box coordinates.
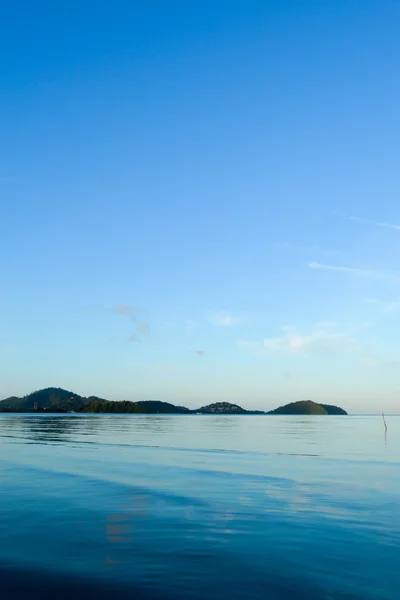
[10,415,85,443]
[0,414,399,599]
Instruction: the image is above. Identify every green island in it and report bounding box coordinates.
[0,388,347,415]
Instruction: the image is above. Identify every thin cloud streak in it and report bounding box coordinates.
[308,262,400,283]
[350,216,400,231]
[238,323,360,359]
[208,312,239,327]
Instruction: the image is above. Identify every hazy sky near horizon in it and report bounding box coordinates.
[1,1,400,413]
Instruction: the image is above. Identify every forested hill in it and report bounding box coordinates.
[0,388,94,412]
[267,400,347,415]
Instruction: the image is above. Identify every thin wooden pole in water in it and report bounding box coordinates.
[382,411,388,432]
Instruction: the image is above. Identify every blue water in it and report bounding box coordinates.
[0,415,399,599]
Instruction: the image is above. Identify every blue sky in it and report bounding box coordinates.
[1,1,400,413]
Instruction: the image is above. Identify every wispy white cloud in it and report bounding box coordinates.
[350,216,400,232]
[110,305,151,341]
[208,312,239,327]
[137,322,149,335]
[238,323,355,358]
[129,322,150,342]
[115,305,136,316]
[239,321,400,372]
[308,262,400,283]
[104,304,150,342]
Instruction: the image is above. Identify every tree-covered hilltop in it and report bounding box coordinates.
[82,400,191,414]
[196,402,246,414]
[137,401,191,414]
[0,387,97,412]
[267,400,347,415]
[195,402,264,414]
[82,400,146,413]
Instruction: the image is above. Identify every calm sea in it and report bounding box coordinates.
[0,414,399,599]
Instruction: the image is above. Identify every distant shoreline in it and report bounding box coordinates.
[0,411,349,415]
[0,388,347,415]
